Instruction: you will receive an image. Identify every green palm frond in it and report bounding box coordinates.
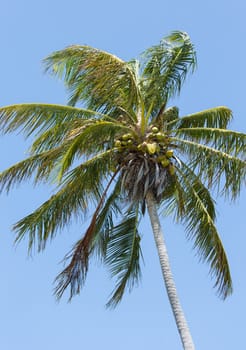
[0,104,103,137]
[29,118,101,154]
[44,46,140,111]
[59,148,116,192]
[175,164,232,299]
[14,182,88,253]
[173,137,246,199]
[175,128,246,157]
[13,150,116,252]
[30,113,125,154]
[169,107,232,129]
[141,31,196,113]
[29,121,75,153]
[58,147,116,186]
[0,146,67,191]
[105,206,142,308]
[58,120,131,178]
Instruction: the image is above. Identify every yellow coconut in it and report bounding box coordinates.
[146,143,157,155]
[166,149,174,158]
[114,140,122,147]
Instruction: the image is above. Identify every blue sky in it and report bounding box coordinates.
[0,1,245,349]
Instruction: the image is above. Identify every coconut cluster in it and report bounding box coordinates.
[114,126,175,175]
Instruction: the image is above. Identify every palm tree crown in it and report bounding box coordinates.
[0,31,245,309]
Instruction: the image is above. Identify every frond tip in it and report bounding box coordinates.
[141,31,196,112]
[54,237,90,301]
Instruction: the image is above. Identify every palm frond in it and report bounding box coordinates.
[13,150,116,252]
[44,46,140,111]
[29,121,74,153]
[0,146,67,192]
[30,112,126,155]
[0,104,103,137]
[175,128,246,157]
[105,206,142,308]
[54,171,120,301]
[140,31,196,113]
[173,137,246,199]
[57,120,130,178]
[54,235,91,301]
[175,164,232,299]
[92,178,122,260]
[168,107,232,129]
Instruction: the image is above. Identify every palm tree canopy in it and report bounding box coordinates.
[0,31,245,306]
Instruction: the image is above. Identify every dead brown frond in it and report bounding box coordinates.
[54,169,119,300]
[54,215,96,301]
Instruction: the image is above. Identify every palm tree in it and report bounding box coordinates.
[0,31,245,350]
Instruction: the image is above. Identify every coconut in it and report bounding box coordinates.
[115,140,122,148]
[168,164,175,175]
[166,149,174,158]
[137,142,147,151]
[146,143,157,155]
[122,133,132,141]
[151,126,159,133]
[161,159,170,167]
[156,132,166,141]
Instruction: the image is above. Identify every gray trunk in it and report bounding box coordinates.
[146,192,195,350]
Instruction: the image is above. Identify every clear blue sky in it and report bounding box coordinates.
[1,1,245,349]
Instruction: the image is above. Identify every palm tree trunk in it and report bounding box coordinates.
[146,191,195,350]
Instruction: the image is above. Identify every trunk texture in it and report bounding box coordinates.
[146,192,195,350]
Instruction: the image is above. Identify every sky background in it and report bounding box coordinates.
[0,1,245,349]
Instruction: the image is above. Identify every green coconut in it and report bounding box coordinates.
[114,140,122,148]
[161,159,170,167]
[122,133,132,141]
[137,142,147,152]
[151,126,159,133]
[121,140,128,146]
[169,164,175,175]
[156,132,166,141]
